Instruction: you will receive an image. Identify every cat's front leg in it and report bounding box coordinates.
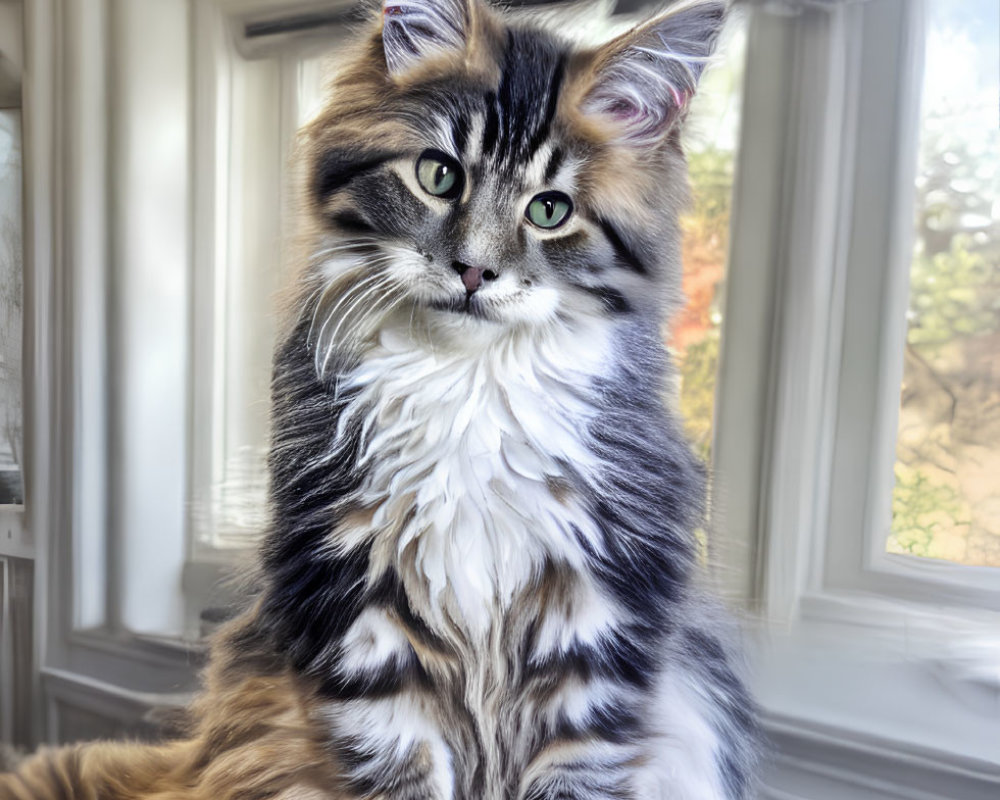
[326,693,454,800]
[517,636,743,800]
[323,607,455,800]
[519,738,644,800]
[515,644,650,800]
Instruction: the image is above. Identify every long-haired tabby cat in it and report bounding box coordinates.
[2,0,759,797]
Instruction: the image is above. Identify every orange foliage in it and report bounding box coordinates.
[671,218,725,355]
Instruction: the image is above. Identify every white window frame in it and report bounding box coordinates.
[816,0,1000,610]
[20,0,354,747]
[714,0,1000,796]
[0,0,26,555]
[188,0,334,566]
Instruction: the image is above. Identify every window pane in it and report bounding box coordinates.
[0,110,23,506]
[674,16,745,462]
[196,53,332,552]
[888,0,1000,567]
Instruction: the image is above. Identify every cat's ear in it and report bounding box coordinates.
[381,0,473,77]
[579,0,726,145]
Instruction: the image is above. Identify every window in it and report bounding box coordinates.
[1,0,31,753]
[0,110,21,509]
[712,0,1000,794]
[188,33,332,557]
[888,0,1000,568]
[815,0,1000,607]
[675,14,746,463]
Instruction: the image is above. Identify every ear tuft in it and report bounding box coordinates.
[381,0,470,77]
[582,0,726,145]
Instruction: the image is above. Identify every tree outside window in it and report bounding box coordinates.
[888,0,1000,567]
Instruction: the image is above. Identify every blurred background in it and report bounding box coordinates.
[0,0,997,796]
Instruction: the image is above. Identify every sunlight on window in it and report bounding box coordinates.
[673,17,745,462]
[196,54,333,552]
[888,0,1000,567]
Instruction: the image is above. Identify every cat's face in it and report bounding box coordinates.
[301,0,724,361]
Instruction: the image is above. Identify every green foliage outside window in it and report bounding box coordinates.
[887,46,1000,566]
[675,146,734,463]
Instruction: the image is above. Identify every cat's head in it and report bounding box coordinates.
[301,0,725,365]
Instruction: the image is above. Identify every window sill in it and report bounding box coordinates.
[760,707,1000,800]
[0,506,30,560]
[753,594,1000,799]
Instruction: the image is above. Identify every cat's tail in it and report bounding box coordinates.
[0,739,194,800]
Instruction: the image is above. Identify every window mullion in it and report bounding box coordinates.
[753,1,861,621]
[822,0,937,600]
[711,1,856,615]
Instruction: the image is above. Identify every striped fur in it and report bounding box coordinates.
[1,1,758,797]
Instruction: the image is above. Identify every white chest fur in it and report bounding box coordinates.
[333,318,613,634]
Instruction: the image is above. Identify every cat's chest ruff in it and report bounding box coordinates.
[338,322,612,631]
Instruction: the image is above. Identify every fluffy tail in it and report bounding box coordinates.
[0,740,191,800]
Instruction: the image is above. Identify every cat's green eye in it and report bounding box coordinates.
[416,150,464,200]
[526,191,573,230]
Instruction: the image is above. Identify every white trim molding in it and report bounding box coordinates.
[716,0,1000,796]
[761,709,1000,800]
[19,0,344,746]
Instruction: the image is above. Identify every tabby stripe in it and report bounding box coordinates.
[496,38,515,159]
[525,635,656,689]
[575,284,632,314]
[331,210,377,235]
[598,218,648,274]
[553,701,641,746]
[367,569,453,653]
[482,91,500,156]
[451,113,471,155]
[314,151,396,201]
[334,735,437,797]
[324,658,430,701]
[526,55,566,159]
[544,146,566,184]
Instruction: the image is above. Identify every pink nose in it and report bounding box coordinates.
[461,266,484,294]
[452,263,498,295]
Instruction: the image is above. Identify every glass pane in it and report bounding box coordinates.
[888,0,1000,567]
[673,16,745,462]
[0,110,23,506]
[196,53,333,552]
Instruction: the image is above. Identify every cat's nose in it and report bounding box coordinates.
[452,262,498,294]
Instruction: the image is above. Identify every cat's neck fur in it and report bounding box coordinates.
[329,311,617,636]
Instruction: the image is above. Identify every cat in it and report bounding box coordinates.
[0,0,759,798]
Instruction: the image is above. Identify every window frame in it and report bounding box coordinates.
[713,0,1000,794]
[20,0,356,747]
[0,1,26,552]
[817,0,1000,609]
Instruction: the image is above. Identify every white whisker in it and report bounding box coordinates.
[320,277,396,378]
[314,271,388,351]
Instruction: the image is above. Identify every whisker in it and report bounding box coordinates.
[320,277,395,377]
[308,252,400,360]
[312,243,379,261]
[327,277,394,346]
[335,278,408,351]
[407,299,418,344]
[312,273,387,375]
[315,271,387,339]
